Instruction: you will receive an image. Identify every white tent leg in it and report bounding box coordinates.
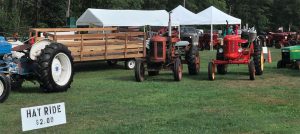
[210,24,213,51]
[178,25,181,39]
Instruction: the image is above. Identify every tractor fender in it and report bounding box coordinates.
[29,39,52,60]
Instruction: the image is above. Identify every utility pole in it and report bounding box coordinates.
[66,0,71,18]
[183,0,186,7]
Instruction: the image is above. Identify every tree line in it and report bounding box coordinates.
[0,0,300,36]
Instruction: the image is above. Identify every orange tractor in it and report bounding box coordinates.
[134,14,200,82]
[208,28,264,80]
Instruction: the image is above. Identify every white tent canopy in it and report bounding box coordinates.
[171,5,204,25]
[197,6,241,25]
[76,8,179,27]
[197,6,241,50]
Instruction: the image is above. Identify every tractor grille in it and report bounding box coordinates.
[282,52,290,63]
[157,42,163,58]
[149,42,154,57]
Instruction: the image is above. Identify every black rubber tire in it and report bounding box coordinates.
[208,62,215,80]
[0,74,11,103]
[216,49,227,74]
[296,61,300,70]
[173,58,182,81]
[134,59,145,82]
[248,61,255,80]
[185,45,200,75]
[253,40,264,75]
[277,60,284,68]
[148,71,159,76]
[36,43,74,92]
[107,60,118,66]
[125,59,136,70]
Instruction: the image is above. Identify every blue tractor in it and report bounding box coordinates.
[0,36,74,103]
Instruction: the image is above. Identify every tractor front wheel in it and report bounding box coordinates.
[37,43,74,92]
[248,61,255,80]
[0,74,11,103]
[208,62,215,80]
[173,58,182,81]
[134,59,145,82]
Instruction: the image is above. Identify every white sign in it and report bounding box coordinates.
[21,102,66,131]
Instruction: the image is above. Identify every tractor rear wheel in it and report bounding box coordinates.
[134,59,145,82]
[185,45,200,75]
[248,61,255,80]
[36,43,74,92]
[277,60,285,68]
[148,71,159,76]
[173,58,182,81]
[208,62,215,80]
[253,40,264,75]
[216,50,227,74]
[0,74,11,103]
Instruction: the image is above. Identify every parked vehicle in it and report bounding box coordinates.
[29,27,146,69]
[208,28,264,80]
[0,36,74,103]
[266,32,297,48]
[277,45,300,70]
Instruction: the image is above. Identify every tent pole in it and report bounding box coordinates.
[178,25,181,39]
[210,24,213,51]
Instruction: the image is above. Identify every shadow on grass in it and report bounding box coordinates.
[13,87,42,94]
[74,61,125,72]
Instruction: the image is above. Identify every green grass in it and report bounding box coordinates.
[1,48,300,134]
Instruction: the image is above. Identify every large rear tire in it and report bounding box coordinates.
[0,74,11,103]
[208,62,215,80]
[134,59,145,82]
[216,49,227,74]
[36,43,74,92]
[253,40,264,75]
[185,45,200,75]
[173,58,182,81]
[248,61,255,80]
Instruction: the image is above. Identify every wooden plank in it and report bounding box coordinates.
[30,27,117,32]
[125,33,128,58]
[81,56,106,61]
[81,48,141,55]
[105,34,107,59]
[80,34,83,61]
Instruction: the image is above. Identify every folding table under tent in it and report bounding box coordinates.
[197,6,241,50]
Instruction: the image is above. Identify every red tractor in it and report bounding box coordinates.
[198,32,220,50]
[266,32,297,48]
[208,29,264,80]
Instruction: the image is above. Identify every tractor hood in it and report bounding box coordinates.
[282,45,300,52]
[0,36,12,55]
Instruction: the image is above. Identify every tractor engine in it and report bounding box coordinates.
[148,36,167,63]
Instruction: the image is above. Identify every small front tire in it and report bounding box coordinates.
[173,58,182,81]
[125,59,136,70]
[0,74,11,103]
[208,62,215,80]
[248,61,255,80]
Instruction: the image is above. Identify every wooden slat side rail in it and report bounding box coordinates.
[30,27,117,32]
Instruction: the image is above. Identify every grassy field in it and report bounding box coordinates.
[0,48,300,134]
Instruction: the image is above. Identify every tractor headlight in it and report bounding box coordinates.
[189,36,192,38]
[238,48,243,53]
[266,36,268,39]
[218,48,223,53]
[285,36,287,40]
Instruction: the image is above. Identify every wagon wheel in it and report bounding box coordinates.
[248,61,255,80]
[134,59,145,82]
[173,58,182,81]
[208,62,215,80]
[125,59,136,70]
